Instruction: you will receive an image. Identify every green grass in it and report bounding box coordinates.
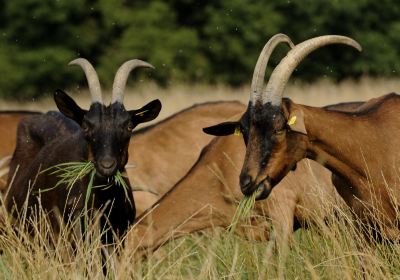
[34,161,133,234]
[228,191,257,233]
[41,160,132,207]
[41,161,95,191]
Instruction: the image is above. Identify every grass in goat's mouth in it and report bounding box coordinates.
[228,190,257,233]
[40,161,132,207]
[42,161,95,191]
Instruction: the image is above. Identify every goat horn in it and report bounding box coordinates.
[263,35,362,106]
[69,58,103,104]
[250,34,294,104]
[112,59,154,104]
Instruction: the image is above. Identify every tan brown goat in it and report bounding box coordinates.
[204,34,400,240]
[126,135,344,252]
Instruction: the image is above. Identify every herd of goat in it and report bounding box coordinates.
[0,34,399,257]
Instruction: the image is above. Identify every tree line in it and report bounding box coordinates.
[0,0,398,99]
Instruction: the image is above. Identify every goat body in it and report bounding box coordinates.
[6,112,135,241]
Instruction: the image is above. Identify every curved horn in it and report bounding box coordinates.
[69,58,103,104]
[263,35,362,106]
[250,34,294,104]
[112,59,154,104]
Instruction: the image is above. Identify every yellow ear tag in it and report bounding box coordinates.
[287,115,297,126]
[234,125,241,136]
[136,109,149,117]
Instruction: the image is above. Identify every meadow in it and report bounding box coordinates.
[0,78,400,279]
[1,179,399,279]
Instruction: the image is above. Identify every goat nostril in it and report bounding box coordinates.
[240,174,252,190]
[255,181,271,200]
[100,158,116,169]
[240,174,254,195]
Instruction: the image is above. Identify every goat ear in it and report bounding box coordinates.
[287,108,307,135]
[54,89,87,125]
[203,122,239,136]
[130,99,162,124]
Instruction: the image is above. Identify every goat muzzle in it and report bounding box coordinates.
[240,174,272,200]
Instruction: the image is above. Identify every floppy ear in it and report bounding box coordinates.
[203,121,239,136]
[54,89,87,125]
[130,99,162,124]
[287,108,307,135]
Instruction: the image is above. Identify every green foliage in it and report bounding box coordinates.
[201,0,285,85]
[0,0,399,99]
[277,0,400,81]
[97,1,205,86]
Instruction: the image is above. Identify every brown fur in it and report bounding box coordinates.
[126,100,368,252]
[249,93,400,239]
[129,101,245,214]
[126,135,343,252]
[298,94,400,237]
[0,111,41,158]
[0,111,41,189]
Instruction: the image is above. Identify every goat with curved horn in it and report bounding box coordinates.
[68,58,103,104]
[205,34,400,240]
[112,59,155,104]
[6,57,161,248]
[250,33,294,104]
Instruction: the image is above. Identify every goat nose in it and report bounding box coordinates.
[255,182,271,200]
[240,173,254,196]
[240,174,251,188]
[100,157,116,169]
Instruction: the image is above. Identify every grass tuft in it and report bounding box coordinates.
[228,191,257,233]
[40,161,95,193]
[40,161,133,226]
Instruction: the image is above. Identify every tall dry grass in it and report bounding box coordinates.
[0,192,399,279]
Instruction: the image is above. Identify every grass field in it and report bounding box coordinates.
[0,197,399,279]
[1,78,400,279]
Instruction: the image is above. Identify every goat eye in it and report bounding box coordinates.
[127,123,134,132]
[82,123,89,133]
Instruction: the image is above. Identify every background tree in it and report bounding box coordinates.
[0,0,398,99]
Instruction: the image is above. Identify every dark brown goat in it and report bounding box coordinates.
[205,34,400,240]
